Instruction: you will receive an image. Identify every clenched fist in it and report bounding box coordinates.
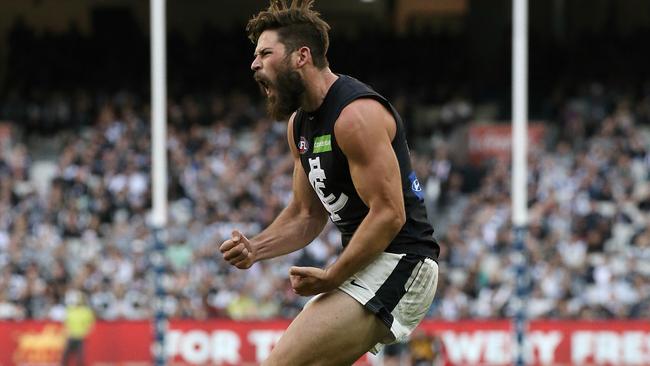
[289,266,338,296]
[219,230,256,269]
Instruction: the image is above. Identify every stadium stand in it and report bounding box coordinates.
[1,81,649,323]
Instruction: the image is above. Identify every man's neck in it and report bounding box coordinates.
[300,68,339,112]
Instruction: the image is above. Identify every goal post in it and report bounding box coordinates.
[150,0,168,365]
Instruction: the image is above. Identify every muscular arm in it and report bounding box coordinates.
[250,114,329,261]
[325,99,406,284]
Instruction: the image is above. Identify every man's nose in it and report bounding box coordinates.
[251,57,261,71]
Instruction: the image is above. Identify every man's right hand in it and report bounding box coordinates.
[219,230,256,269]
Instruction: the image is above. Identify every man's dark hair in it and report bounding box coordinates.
[247,0,331,69]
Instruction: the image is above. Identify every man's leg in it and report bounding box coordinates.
[263,290,392,366]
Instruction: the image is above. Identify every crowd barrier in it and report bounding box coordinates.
[1,319,649,365]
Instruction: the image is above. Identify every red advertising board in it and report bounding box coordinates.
[1,320,649,365]
[421,320,650,365]
[467,123,546,165]
[0,321,152,366]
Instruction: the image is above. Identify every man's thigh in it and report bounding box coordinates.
[263,290,391,366]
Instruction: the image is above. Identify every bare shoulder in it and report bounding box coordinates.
[287,112,297,139]
[334,98,396,153]
[286,112,298,157]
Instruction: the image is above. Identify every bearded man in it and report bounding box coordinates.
[220,1,441,364]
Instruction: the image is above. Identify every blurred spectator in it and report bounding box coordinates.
[408,329,440,366]
[382,342,406,366]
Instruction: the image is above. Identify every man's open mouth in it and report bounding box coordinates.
[258,79,271,96]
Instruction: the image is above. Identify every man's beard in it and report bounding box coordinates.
[256,66,305,121]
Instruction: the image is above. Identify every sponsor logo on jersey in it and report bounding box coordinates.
[308,157,348,221]
[298,137,309,154]
[313,134,332,153]
[409,171,424,201]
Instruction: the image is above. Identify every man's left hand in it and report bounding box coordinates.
[289,266,340,296]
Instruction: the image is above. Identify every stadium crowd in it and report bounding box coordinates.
[0,82,649,323]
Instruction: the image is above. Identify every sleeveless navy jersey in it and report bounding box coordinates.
[292,74,440,259]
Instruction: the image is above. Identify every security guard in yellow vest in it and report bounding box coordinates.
[61,291,95,366]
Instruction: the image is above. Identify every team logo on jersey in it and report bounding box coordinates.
[308,157,348,221]
[298,137,309,154]
[313,134,332,153]
[409,171,424,201]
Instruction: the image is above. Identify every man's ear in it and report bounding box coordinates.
[295,46,312,68]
